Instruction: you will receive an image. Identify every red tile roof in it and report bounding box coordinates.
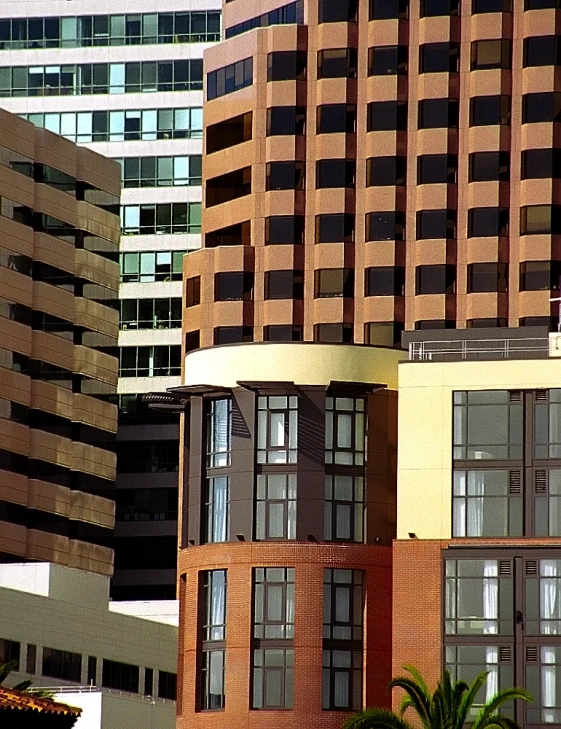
[0,686,82,716]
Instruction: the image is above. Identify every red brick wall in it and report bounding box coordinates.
[177,542,393,729]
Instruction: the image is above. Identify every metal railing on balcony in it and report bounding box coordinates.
[409,337,549,362]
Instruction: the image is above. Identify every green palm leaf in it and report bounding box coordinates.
[343,707,416,729]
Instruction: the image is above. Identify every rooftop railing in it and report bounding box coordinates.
[409,337,549,362]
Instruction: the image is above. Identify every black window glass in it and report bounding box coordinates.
[420,43,459,73]
[267,51,306,81]
[267,106,306,136]
[520,205,561,235]
[206,167,251,207]
[520,261,561,291]
[264,325,303,341]
[207,112,252,154]
[524,36,561,67]
[317,104,356,134]
[416,264,456,294]
[266,162,305,190]
[467,318,508,328]
[468,207,509,237]
[419,99,458,128]
[314,323,354,343]
[523,93,561,123]
[469,152,510,181]
[366,212,405,241]
[265,270,303,299]
[416,210,457,239]
[522,149,561,179]
[470,95,511,126]
[525,0,561,7]
[421,0,459,15]
[468,263,508,293]
[368,46,408,76]
[417,155,457,184]
[266,216,305,245]
[316,214,355,243]
[366,266,405,296]
[471,40,511,70]
[367,101,407,131]
[319,0,358,22]
[213,326,253,344]
[314,269,355,298]
[369,0,408,18]
[214,272,253,301]
[316,159,355,188]
[367,156,406,186]
[318,48,357,78]
[473,0,511,11]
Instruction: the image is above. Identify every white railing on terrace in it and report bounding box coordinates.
[409,337,549,361]
[29,685,174,703]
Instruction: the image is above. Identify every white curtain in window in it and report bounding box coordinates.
[541,561,561,634]
[212,477,228,542]
[211,572,226,638]
[485,647,499,702]
[467,472,485,537]
[214,399,230,456]
[483,560,498,635]
[542,647,557,723]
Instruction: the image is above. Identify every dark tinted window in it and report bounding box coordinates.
[416,210,457,239]
[522,149,561,179]
[186,276,200,308]
[214,326,253,344]
[318,49,357,78]
[102,660,139,693]
[472,0,511,11]
[420,43,459,73]
[366,212,405,241]
[265,270,304,299]
[367,156,406,186]
[419,99,458,128]
[468,262,508,292]
[520,261,561,291]
[319,0,358,22]
[369,46,408,76]
[421,0,458,15]
[525,0,561,7]
[317,104,356,133]
[416,265,456,294]
[468,207,509,237]
[521,205,561,234]
[364,321,404,347]
[524,36,561,66]
[266,216,305,244]
[314,269,354,298]
[314,323,353,343]
[470,95,511,126]
[469,152,510,181]
[471,39,511,69]
[523,93,561,123]
[316,159,355,188]
[417,155,457,184]
[365,266,405,296]
[185,331,200,352]
[214,272,253,301]
[266,162,305,190]
[206,112,252,154]
[316,214,355,243]
[367,101,407,131]
[267,51,306,81]
[467,318,508,328]
[267,106,306,136]
[369,0,408,18]
[415,320,456,330]
[264,325,303,341]
[206,167,251,207]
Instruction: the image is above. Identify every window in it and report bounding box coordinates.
[520,261,561,291]
[214,326,253,344]
[266,162,305,190]
[523,93,561,123]
[473,0,511,11]
[120,298,182,330]
[121,203,201,234]
[525,0,561,6]
[522,149,561,179]
[420,43,459,73]
[369,0,408,18]
[118,346,181,378]
[206,399,231,468]
[367,101,407,131]
[206,221,251,248]
[206,112,252,154]
[186,277,200,308]
[267,51,306,81]
[117,155,201,187]
[207,58,253,100]
[0,639,20,668]
[120,251,184,283]
[26,645,36,674]
[266,216,305,245]
[316,214,355,243]
[200,570,226,710]
[416,265,456,295]
[254,567,295,640]
[322,569,363,711]
[324,475,364,542]
[366,212,405,241]
[470,96,511,126]
[202,570,227,642]
[317,104,356,134]
[115,487,178,522]
[200,651,225,710]
[468,263,508,293]
[365,267,405,296]
[315,269,355,298]
[204,477,230,543]
[257,395,298,464]
[524,36,561,67]
[368,46,408,76]
[326,396,366,466]
[116,441,179,474]
[102,660,139,693]
[252,649,294,709]
[421,0,459,14]
[419,98,458,129]
[471,40,511,70]
[255,474,296,540]
[158,671,176,700]
[267,106,306,136]
[521,205,561,235]
[214,272,253,302]
[314,324,354,343]
[316,159,355,188]
[365,321,404,347]
[226,1,304,38]
[468,208,509,237]
[417,155,457,184]
[319,0,358,22]
[318,49,357,78]
[416,210,457,239]
[265,271,303,300]
[467,318,508,328]
[469,152,510,182]
[206,167,251,207]
[453,472,522,537]
[264,325,303,342]
[367,156,406,186]
[186,331,200,353]
[88,657,97,687]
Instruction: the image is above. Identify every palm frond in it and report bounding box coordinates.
[455,672,490,729]
[0,661,17,685]
[389,676,432,728]
[343,707,417,729]
[472,688,531,729]
[475,716,523,729]
[13,680,33,692]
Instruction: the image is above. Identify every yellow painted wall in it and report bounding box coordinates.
[184,343,404,390]
[397,358,561,540]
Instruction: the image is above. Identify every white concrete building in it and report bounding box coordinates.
[0,0,221,599]
[0,562,178,728]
